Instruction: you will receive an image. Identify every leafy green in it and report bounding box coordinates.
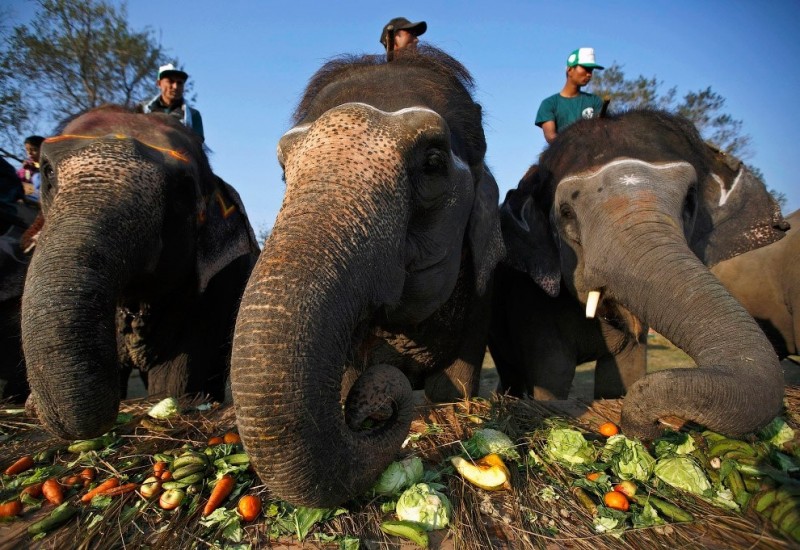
[463,428,520,461]
[147,397,180,419]
[758,416,795,448]
[543,428,596,470]
[654,456,712,497]
[593,506,626,534]
[199,507,244,543]
[372,456,424,496]
[652,430,696,458]
[395,483,452,531]
[266,502,347,541]
[603,435,656,482]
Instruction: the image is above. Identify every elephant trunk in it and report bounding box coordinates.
[598,230,783,440]
[22,140,163,439]
[232,183,414,508]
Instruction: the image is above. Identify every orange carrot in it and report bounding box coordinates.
[79,467,96,482]
[153,461,168,478]
[21,482,44,498]
[0,499,23,517]
[99,482,138,497]
[4,455,34,476]
[202,474,235,516]
[223,432,241,444]
[81,477,119,503]
[42,478,64,505]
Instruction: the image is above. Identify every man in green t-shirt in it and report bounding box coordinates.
[535,47,604,144]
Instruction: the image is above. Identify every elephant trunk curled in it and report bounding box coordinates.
[600,224,783,439]
[22,142,164,439]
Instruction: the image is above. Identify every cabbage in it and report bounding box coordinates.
[464,428,520,460]
[602,434,656,482]
[395,483,451,531]
[372,457,424,496]
[147,397,180,419]
[653,456,713,497]
[758,416,795,448]
[652,431,696,458]
[543,428,596,470]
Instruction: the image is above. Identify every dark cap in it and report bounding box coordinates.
[380,17,427,46]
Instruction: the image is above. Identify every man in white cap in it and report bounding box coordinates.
[535,48,605,144]
[140,63,204,140]
[379,17,427,60]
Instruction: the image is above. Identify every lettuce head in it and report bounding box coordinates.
[395,483,451,531]
[372,456,424,496]
[603,434,656,482]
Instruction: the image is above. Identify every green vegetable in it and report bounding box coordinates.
[373,457,424,496]
[395,483,451,531]
[652,430,696,458]
[28,503,79,536]
[147,397,180,419]
[380,519,430,547]
[543,428,596,470]
[654,456,712,497]
[463,428,520,461]
[759,416,795,448]
[603,435,656,482]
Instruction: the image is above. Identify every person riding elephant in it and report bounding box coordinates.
[230,46,504,508]
[22,105,260,440]
[712,207,798,360]
[489,109,788,441]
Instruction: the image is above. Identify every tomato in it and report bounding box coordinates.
[598,422,620,437]
[603,490,630,512]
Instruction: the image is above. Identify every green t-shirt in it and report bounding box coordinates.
[535,92,603,132]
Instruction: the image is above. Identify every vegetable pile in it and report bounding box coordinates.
[2,392,800,549]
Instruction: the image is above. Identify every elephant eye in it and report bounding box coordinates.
[42,161,55,181]
[422,148,448,176]
[559,203,575,220]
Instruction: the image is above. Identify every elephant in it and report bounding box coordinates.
[230,46,504,508]
[712,208,799,359]
[22,105,261,440]
[489,109,788,440]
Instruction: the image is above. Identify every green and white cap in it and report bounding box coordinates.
[566,48,604,69]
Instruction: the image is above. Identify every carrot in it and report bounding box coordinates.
[202,474,235,516]
[4,455,34,476]
[42,478,64,505]
[0,499,23,517]
[223,432,241,444]
[99,482,138,497]
[153,461,168,478]
[79,467,96,482]
[21,482,44,498]
[81,477,119,503]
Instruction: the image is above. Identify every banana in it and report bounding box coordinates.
[175,472,206,486]
[630,494,693,522]
[67,438,106,453]
[380,520,429,548]
[221,453,250,465]
[770,498,800,525]
[171,453,208,470]
[753,489,778,514]
[707,439,757,458]
[161,480,191,490]
[725,469,750,509]
[779,508,800,536]
[171,463,207,480]
[776,485,800,502]
[790,524,800,543]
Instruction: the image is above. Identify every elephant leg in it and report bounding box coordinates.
[146,354,190,398]
[424,357,481,401]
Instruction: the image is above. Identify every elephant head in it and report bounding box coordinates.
[231,47,503,507]
[502,109,787,440]
[22,105,259,440]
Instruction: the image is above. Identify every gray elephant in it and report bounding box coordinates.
[22,105,260,440]
[230,46,504,508]
[490,109,788,440]
[712,208,798,359]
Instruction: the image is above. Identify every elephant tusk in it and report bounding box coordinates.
[586,290,601,319]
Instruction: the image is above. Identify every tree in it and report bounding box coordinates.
[0,0,179,156]
[589,63,787,209]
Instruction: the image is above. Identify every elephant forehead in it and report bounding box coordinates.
[54,143,164,194]
[559,158,696,189]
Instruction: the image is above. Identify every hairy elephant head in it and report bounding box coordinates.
[231,47,503,507]
[23,105,258,440]
[501,109,788,440]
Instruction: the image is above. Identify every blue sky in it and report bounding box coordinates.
[9,0,800,232]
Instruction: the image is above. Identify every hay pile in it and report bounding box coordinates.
[1,388,799,549]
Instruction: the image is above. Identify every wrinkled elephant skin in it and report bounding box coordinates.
[491,109,787,440]
[231,47,504,507]
[22,105,260,440]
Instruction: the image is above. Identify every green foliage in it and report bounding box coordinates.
[589,62,750,159]
[0,0,177,154]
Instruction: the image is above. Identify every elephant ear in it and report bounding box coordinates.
[466,166,505,295]
[693,155,788,267]
[498,165,561,297]
[195,175,260,292]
